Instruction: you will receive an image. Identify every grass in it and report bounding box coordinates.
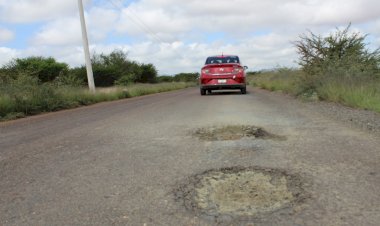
[317,78,380,112]
[247,69,304,95]
[248,69,380,113]
[126,82,195,97]
[0,82,195,121]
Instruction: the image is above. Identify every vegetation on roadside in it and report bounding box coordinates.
[0,49,197,121]
[0,79,195,121]
[249,24,380,113]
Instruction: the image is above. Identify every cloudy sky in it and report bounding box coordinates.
[1,0,380,75]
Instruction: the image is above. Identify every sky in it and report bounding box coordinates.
[1,0,380,75]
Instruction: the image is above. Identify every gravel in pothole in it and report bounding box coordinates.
[174,167,307,221]
[193,125,281,141]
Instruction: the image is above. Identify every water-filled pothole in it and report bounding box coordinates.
[193,125,281,141]
[175,167,306,221]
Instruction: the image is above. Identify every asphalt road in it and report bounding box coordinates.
[1,87,379,226]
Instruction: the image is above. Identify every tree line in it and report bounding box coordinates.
[0,50,199,86]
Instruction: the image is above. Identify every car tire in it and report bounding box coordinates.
[200,89,206,95]
[241,87,247,94]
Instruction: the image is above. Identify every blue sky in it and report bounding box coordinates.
[1,0,380,75]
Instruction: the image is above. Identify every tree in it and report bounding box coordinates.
[86,50,158,86]
[294,24,380,78]
[3,56,69,83]
[139,63,157,83]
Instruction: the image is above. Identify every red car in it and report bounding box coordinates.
[200,55,248,95]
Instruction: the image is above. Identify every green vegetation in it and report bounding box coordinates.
[247,69,304,95]
[0,49,196,121]
[249,24,380,113]
[157,72,199,83]
[0,80,195,121]
[83,50,158,86]
[126,82,195,97]
[2,56,69,83]
[317,77,380,112]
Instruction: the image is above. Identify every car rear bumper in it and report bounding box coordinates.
[200,83,246,90]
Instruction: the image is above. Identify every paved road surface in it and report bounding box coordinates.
[1,87,379,225]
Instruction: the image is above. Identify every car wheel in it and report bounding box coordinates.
[241,87,247,94]
[200,89,206,95]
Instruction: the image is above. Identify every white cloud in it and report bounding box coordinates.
[115,0,380,36]
[31,17,82,46]
[0,0,92,23]
[31,7,119,46]
[0,47,19,65]
[87,7,119,40]
[1,0,380,74]
[0,28,14,43]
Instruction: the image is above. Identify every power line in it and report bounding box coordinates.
[105,0,185,62]
[107,0,164,44]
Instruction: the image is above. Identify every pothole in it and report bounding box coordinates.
[175,167,307,221]
[193,125,281,141]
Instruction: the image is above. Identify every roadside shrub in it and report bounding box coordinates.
[114,73,137,86]
[294,24,380,92]
[85,50,158,86]
[139,63,157,83]
[157,75,174,83]
[3,56,69,83]
[54,73,84,87]
[0,74,65,116]
[0,79,195,120]
[173,72,199,83]
[248,68,304,95]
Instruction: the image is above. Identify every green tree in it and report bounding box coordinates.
[294,24,380,79]
[3,56,69,83]
[139,63,157,83]
[86,50,157,86]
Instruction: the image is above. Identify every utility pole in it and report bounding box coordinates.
[78,0,95,92]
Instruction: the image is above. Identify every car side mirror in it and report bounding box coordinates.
[244,66,248,70]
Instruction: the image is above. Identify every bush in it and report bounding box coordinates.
[139,63,157,83]
[0,78,195,120]
[70,50,159,86]
[0,74,64,117]
[294,24,380,92]
[54,73,85,87]
[114,73,137,86]
[248,24,380,112]
[248,68,304,95]
[3,56,69,83]
[173,73,199,82]
[157,75,174,83]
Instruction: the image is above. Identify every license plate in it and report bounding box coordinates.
[218,79,227,84]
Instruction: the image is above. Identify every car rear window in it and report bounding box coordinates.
[205,56,240,64]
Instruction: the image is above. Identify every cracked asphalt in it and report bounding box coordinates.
[0,87,379,225]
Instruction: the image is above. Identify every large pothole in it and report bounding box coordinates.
[175,167,306,221]
[193,125,281,141]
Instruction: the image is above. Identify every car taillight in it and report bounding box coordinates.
[202,69,210,74]
[233,67,243,74]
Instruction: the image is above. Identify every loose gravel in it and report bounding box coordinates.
[193,125,280,141]
[313,100,380,134]
[174,167,308,222]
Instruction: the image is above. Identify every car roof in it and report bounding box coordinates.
[208,55,238,58]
